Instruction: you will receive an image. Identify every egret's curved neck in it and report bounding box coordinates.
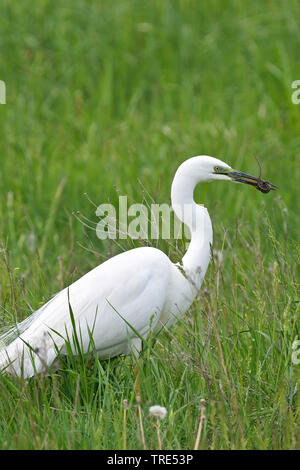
[171,161,213,289]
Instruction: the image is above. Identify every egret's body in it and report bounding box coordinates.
[0,156,276,377]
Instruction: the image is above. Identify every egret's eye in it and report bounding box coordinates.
[214,165,229,174]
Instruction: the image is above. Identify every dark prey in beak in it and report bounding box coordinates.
[228,171,278,193]
[214,158,278,193]
[227,157,278,193]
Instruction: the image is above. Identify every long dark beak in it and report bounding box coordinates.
[227,170,278,194]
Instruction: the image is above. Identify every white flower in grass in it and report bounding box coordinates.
[149,405,167,420]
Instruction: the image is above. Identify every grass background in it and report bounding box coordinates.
[0,0,299,449]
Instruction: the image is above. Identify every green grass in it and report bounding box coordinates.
[0,0,299,449]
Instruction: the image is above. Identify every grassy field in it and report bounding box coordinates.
[0,0,299,450]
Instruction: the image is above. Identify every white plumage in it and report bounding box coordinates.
[0,155,271,378]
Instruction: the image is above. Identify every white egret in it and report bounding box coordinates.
[0,155,276,378]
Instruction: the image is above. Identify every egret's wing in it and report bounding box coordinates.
[1,247,170,376]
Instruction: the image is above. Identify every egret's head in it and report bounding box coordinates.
[193,156,278,193]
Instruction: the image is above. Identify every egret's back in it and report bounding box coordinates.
[0,246,173,377]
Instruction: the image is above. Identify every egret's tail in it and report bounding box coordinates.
[0,307,57,378]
